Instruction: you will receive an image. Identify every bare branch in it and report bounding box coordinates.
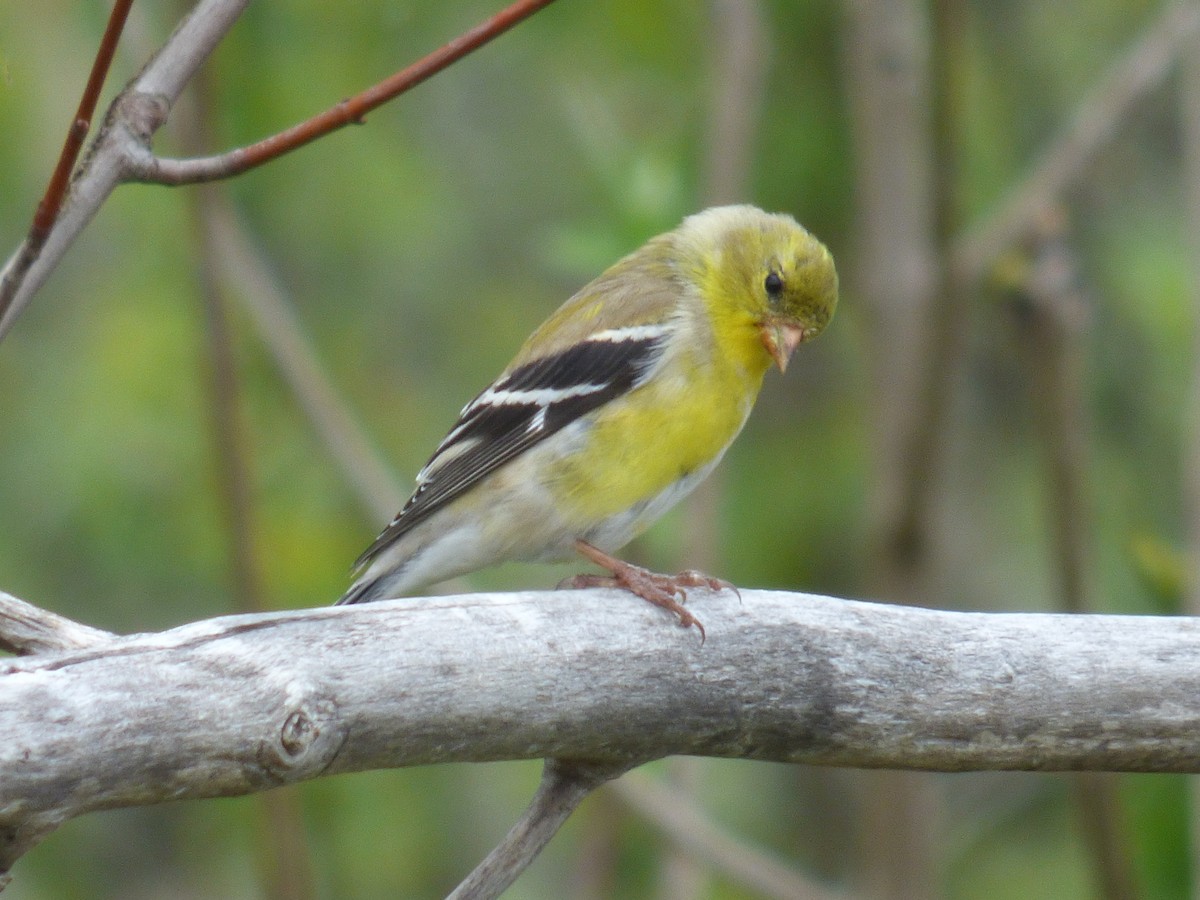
[449,759,632,900]
[200,197,403,522]
[610,771,846,900]
[131,0,561,186]
[3,586,1200,879]
[36,0,134,223]
[0,0,134,327]
[953,0,1200,284]
[0,0,558,342]
[0,0,251,340]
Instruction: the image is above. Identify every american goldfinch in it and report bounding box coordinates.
[339,205,838,637]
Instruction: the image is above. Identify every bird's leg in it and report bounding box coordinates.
[563,539,730,641]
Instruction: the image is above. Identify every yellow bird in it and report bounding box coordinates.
[339,205,838,638]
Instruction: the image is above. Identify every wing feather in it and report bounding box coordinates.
[353,326,669,570]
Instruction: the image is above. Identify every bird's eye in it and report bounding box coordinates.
[764,272,784,298]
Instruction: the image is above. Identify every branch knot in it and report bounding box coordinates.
[114,90,171,144]
[256,695,344,781]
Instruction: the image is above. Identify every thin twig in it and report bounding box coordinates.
[447,759,633,900]
[133,0,561,185]
[700,0,768,207]
[1004,211,1091,613]
[953,0,1200,285]
[0,0,135,325]
[652,758,709,900]
[611,771,848,900]
[202,198,403,523]
[33,0,134,237]
[193,199,270,613]
[0,0,556,342]
[0,0,251,341]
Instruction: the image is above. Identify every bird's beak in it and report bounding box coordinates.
[759,321,806,373]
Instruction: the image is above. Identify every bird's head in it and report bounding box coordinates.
[682,205,839,373]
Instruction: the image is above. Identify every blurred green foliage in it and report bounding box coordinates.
[0,0,1195,897]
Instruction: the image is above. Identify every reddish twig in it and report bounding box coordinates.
[953,0,1200,284]
[33,0,134,238]
[0,0,553,341]
[138,0,560,185]
[0,0,134,324]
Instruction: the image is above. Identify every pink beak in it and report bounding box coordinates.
[759,321,806,373]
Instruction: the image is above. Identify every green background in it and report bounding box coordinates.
[0,0,1193,897]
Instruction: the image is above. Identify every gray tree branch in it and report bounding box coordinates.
[3,586,1199,888]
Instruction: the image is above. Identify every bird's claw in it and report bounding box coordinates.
[673,569,741,600]
[563,540,748,644]
[561,568,720,644]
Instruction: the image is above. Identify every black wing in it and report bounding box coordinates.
[353,327,668,570]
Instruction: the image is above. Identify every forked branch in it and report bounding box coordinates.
[0,0,560,340]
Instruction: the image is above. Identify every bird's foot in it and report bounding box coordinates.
[562,540,737,643]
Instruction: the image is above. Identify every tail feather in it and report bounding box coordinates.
[336,572,394,605]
